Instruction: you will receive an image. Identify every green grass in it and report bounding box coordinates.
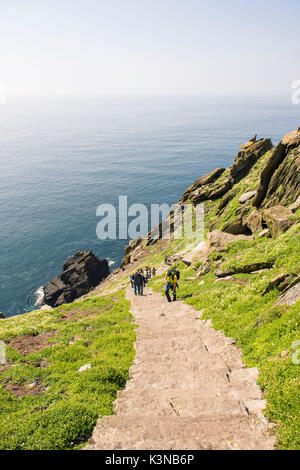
[0,290,136,450]
[149,223,300,449]
[107,147,300,450]
[1,141,299,450]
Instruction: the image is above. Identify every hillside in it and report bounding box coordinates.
[0,128,299,450]
[117,128,300,449]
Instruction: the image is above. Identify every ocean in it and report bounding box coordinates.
[0,95,299,317]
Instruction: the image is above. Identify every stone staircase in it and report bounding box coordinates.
[85,285,275,450]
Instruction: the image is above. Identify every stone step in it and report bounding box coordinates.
[131,349,244,373]
[118,374,262,404]
[129,357,230,378]
[134,330,237,353]
[136,326,205,341]
[125,368,231,391]
[114,388,248,417]
[86,414,275,450]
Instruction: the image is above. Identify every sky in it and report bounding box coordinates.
[0,0,299,99]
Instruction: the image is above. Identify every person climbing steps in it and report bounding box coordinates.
[132,271,145,296]
[165,268,179,302]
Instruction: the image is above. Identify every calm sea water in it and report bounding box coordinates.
[0,95,299,317]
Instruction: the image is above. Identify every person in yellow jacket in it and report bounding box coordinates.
[165,269,178,302]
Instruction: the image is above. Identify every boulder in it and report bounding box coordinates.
[258,228,270,238]
[78,364,92,373]
[263,206,296,238]
[289,195,300,213]
[222,206,251,235]
[197,259,211,276]
[222,216,249,235]
[207,230,251,252]
[181,242,209,266]
[215,261,274,278]
[230,138,273,183]
[239,190,257,204]
[262,273,290,295]
[246,209,263,233]
[182,259,192,267]
[274,281,300,307]
[44,251,109,308]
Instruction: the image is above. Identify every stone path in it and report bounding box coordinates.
[86,282,275,450]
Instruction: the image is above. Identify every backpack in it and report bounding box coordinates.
[167,269,179,282]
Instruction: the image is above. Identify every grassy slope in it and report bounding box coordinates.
[1,144,299,450]
[0,290,136,450]
[145,150,300,450]
[150,225,300,449]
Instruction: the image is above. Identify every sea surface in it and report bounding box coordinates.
[0,95,299,317]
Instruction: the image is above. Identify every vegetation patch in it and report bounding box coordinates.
[0,290,135,450]
[8,331,57,355]
[149,223,300,450]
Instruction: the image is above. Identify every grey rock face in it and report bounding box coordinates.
[44,251,109,308]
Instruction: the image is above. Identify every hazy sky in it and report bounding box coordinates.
[0,0,299,99]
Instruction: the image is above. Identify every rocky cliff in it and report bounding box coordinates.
[120,127,300,308]
[44,251,110,307]
[1,127,300,451]
[121,127,300,264]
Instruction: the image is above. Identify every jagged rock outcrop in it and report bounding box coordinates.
[289,195,300,213]
[44,251,109,308]
[253,129,300,208]
[262,273,291,295]
[239,135,257,150]
[197,259,212,277]
[263,145,300,209]
[262,206,296,238]
[120,127,300,269]
[180,168,233,205]
[215,261,274,278]
[121,237,144,268]
[0,312,5,319]
[124,237,143,254]
[181,168,225,202]
[274,278,300,306]
[230,139,273,183]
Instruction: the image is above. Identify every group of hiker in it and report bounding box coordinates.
[130,267,157,296]
[130,257,180,303]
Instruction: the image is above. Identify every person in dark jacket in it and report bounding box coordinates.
[133,271,145,296]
